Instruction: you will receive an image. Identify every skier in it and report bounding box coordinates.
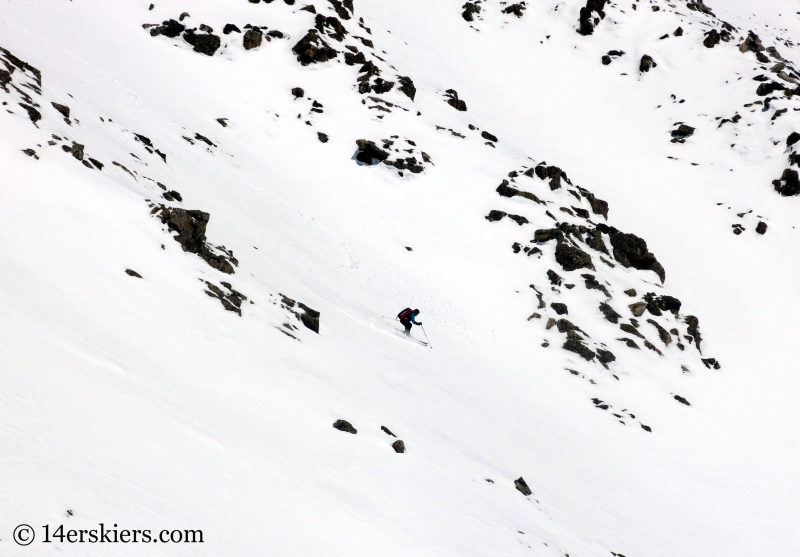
[397,308,422,336]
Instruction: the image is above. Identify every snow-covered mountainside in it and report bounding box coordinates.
[2,0,800,555]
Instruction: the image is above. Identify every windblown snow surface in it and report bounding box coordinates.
[2,0,800,555]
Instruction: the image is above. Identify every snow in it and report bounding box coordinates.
[1,0,800,555]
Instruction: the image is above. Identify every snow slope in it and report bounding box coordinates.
[1,0,799,555]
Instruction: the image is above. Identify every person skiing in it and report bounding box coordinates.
[397,308,422,336]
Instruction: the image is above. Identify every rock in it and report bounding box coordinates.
[556,318,577,334]
[243,28,263,50]
[328,0,353,19]
[624,288,636,297]
[684,315,702,351]
[216,118,228,127]
[703,29,720,48]
[485,210,507,222]
[397,76,416,101]
[293,30,338,65]
[584,192,609,219]
[656,295,681,313]
[596,349,616,366]
[462,1,482,22]
[315,13,348,41]
[563,336,596,361]
[702,357,721,370]
[534,228,563,243]
[639,54,657,73]
[674,27,684,36]
[618,337,640,349]
[291,87,305,98]
[628,302,647,317]
[371,78,395,94]
[355,139,389,165]
[756,221,767,234]
[183,30,221,56]
[582,274,611,297]
[551,303,568,315]
[391,440,405,453]
[497,181,542,204]
[757,81,785,96]
[298,303,320,333]
[578,0,608,36]
[602,55,612,65]
[555,240,593,272]
[545,318,557,330]
[62,141,85,160]
[19,103,41,124]
[333,419,357,434]
[640,424,652,432]
[502,3,526,17]
[381,426,396,437]
[609,231,665,283]
[674,395,691,406]
[444,89,467,111]
[643,340,663,356]
[620,323,644,339]
[514,477,532,496]
[317,132,329,143]
[775,168,800,196]
[223,23,241,34]
[647,319,672,345]
[150,19,185,38]
[159,207,235,274]
[51,102,70,118]
[599,302,621,323]
[481,131,498,143]
[671,124,695,143]
[125,269,142,278]
[788,132,800,147]
[547,269,563,286]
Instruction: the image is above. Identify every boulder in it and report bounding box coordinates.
[639,54,657,72]
[391,440,405,453]
[555,240,593,272]
[183,30,221,56]
[608,231,665,282]
[514,477,532,496]
[355,139,389,164]
[243,28,263,50]
[333,419,357,434]
[551,303,568,315]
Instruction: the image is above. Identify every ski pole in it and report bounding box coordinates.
[420,324,432,349]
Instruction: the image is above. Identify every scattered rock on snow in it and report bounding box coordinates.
[392,440,405,453]
[514,477,532,496]
[333,419,357,434]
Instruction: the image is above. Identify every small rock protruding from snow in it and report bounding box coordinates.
[514,477,532,496]
[391,440,405,453]
[333,420,357,434]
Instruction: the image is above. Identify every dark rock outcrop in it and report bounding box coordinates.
[599,302,621,323]
[555,240,593,272]
[333,419,357,434]
[671,124,695,143]
[243,28,263,50]
[354,139,389,164]
[639,54,657,72]
[578,0,608,36]
[444,89,467,111]
[462,2,481,22]
[551,303,568,315]
[391,440,405,453]
[159,208,235,274]
[183,30,221,56]
[293,30,338,65]
[150,19,185,38]
[481,131,498,143]
[514,477,532,496]
[397,76,416,101]
[608,231,665,283]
